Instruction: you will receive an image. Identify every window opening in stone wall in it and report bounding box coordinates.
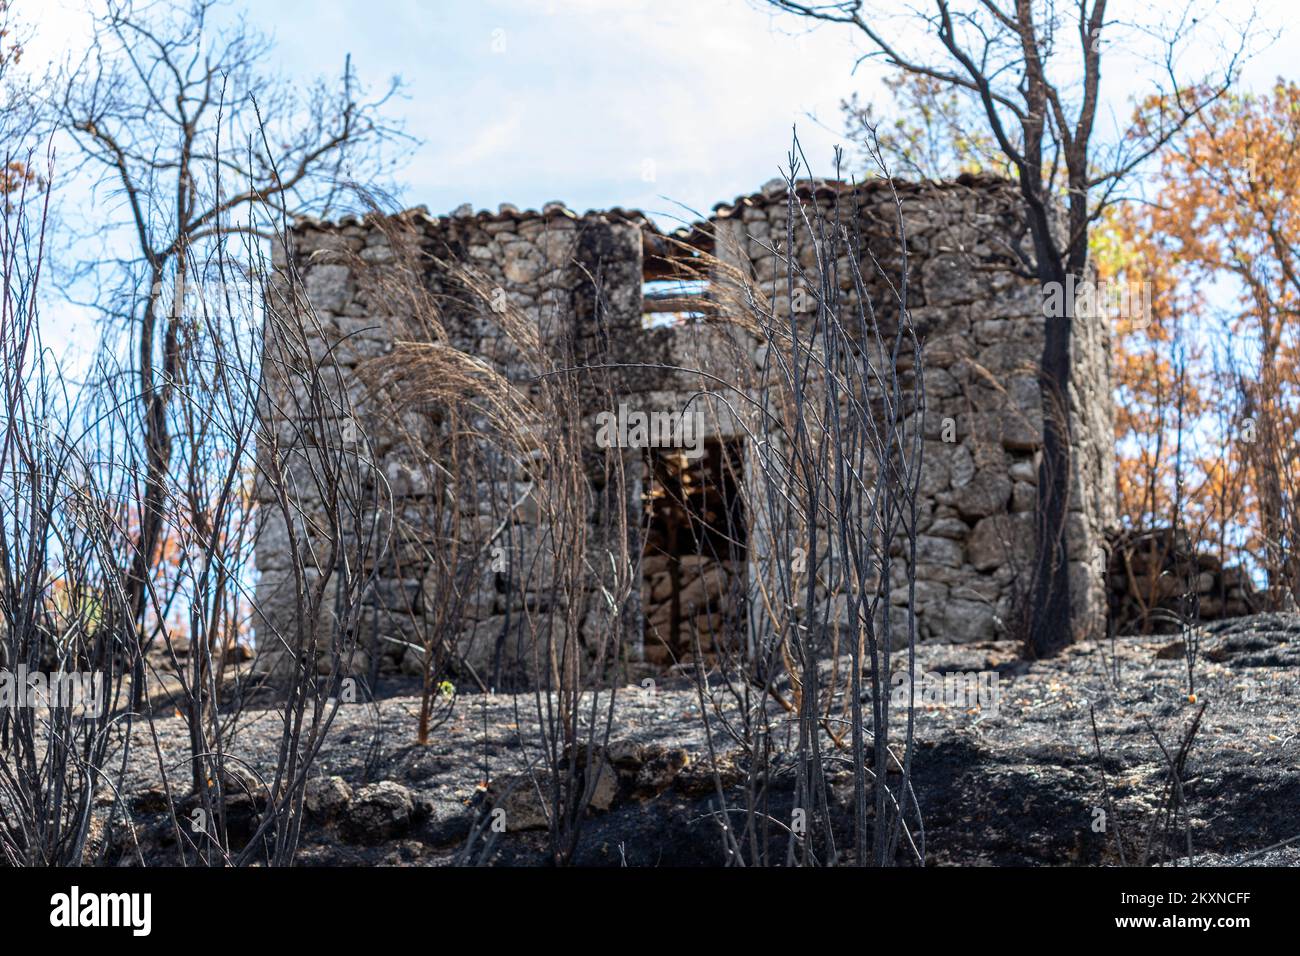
[641,228,712,328]
[641,278,707,328]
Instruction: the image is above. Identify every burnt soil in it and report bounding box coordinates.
[102,613,1299,867]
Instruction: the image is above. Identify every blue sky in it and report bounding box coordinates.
[27,0,1292,228]
[21,0,1295,358]
[243,0,872,224]
[29,0,873,227]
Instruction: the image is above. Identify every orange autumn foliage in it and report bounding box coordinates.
[1104,81,1300,592]
[0,0,35,195]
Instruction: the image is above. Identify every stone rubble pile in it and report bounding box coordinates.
[1108,528,1260,634]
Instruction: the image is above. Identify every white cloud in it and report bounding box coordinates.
[22,0,1296,228]
[243,0,876,221]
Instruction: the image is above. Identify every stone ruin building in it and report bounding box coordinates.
[254,174,1124,686]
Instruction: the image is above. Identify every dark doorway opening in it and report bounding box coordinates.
[642,438,746,668]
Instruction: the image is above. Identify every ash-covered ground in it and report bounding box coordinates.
[103,614,1299,866]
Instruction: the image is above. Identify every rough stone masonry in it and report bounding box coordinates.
[254,174,1117,683]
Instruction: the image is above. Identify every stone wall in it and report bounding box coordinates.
[254,203,646,686]
[702,174,1116,646]
[254,175,1119,683]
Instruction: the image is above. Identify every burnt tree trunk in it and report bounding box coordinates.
[1021,182,1076,658]
[1030,255,1073,657]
